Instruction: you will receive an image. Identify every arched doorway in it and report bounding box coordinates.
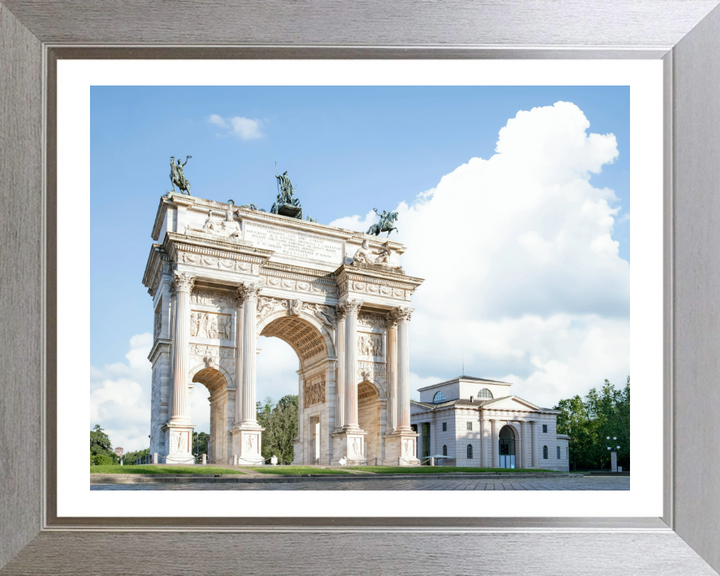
[189,364,230,464]
[499,425,516,469]
[357,380,383,464]
[258,309,336,465]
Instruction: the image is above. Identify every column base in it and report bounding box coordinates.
[163,422,195,465]
[384,431,420,466]
[230,425,265,466]
[330,429,368,466]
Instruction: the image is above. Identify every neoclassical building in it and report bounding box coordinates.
[143,193,423,466]
[411,376,570,471]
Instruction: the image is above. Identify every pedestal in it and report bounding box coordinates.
[231,426,265,466]
[331,429,368,465]
[384,431,421,466]
[163,423,195,465]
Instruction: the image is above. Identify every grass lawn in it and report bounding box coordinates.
[349,466,558,474]
[90,465,247,475]
[254,466,352,475]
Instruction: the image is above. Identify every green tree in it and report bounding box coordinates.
[257,395,299,464]
[191,431,210,461]
[90,424,118,464]
[554,377,630,471]
[122,447,150,465]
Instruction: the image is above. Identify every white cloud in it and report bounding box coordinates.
[91,333,153,452]
[329,209,378,233]
[208,114,263,140]
[345,101,628,405]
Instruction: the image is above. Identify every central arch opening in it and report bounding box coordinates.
[358,380,382,464]
[257,312,334,465]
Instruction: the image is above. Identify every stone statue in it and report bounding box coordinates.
[367,208,399,237]
[352,239,373,265]
[271,168,303,219]
[168,155,192,195]
[375,243,393,266]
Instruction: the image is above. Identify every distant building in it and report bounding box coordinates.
[410,376,569,471]
[114,447,124,459]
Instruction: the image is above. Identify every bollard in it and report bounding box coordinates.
[233,454,238,466]
[430,457,435,467]
[202,454,207,465]
[153,452,158,464]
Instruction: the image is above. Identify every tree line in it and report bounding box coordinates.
[554,377,630,471]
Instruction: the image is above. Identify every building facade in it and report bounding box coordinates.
[143,193,423,466]
[411,376,570,471]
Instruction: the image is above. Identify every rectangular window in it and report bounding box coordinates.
[466,421,472,431]
[542,424,548,433]
[442,422,447,432]
[557,446,561,459]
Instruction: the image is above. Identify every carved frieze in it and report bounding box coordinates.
[177,250,256,275]
[190,311,232,340]
[260,273,338,297]
[358,311,386,330]
[304,376,326,407]
[190,288,236,309]
[189,344,235,359]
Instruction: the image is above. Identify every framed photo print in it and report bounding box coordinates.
[2,2,720,574]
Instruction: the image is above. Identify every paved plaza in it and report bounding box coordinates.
[92,474,629,491]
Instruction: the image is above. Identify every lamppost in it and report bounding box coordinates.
[606,436,621,472]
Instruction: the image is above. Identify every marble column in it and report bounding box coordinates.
[334,304,347,431]
[239,283,261,425]
[164,272,196,464]
[169,272,194,424]
[230,282,264,466]
[233,298,244,427]
[491,418,499,468]
[395,306,413,432]
[523,421,531,469]
[530,420,537,468]
[385,312,398,433]
[344,299,363,430]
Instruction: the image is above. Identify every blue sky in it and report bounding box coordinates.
[90,86,629,447]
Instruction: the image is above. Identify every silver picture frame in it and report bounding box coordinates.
[2,1,720,573]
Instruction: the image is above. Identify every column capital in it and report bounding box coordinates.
[394,306,414,322]
[336,304,347,322]
[236,282,262,304]
[171,271,195,294]
[384,310,398,328]
[343,299,363,316]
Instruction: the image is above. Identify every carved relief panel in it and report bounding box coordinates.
[153,301,162,340]
[304,376,326,407]
[358,332,383,357]
[190,311,232,340]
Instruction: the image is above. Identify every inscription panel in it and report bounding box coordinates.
[244,220,344,264]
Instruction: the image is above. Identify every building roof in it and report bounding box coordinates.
[417,375,513,392]
[411,395,558,414]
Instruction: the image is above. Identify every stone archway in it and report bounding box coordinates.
[189,364,230,464]
[357,380,384,464]
[144,194,424,466]
[257,310,336,465]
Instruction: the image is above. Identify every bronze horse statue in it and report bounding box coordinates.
[367,208,398,237]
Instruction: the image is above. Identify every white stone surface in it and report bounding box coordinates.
[144,194,424,467]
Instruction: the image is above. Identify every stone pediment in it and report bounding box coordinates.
[482,395,540,412]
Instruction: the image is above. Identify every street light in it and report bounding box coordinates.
[606,436,621,472]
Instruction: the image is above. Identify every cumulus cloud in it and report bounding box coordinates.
[338,101,629,406]
[91,333,153,452]
[208,114,263,140]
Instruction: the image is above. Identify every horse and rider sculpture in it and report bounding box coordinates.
[166,158,397,235]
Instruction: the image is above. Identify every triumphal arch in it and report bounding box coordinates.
[143,191,423,466]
